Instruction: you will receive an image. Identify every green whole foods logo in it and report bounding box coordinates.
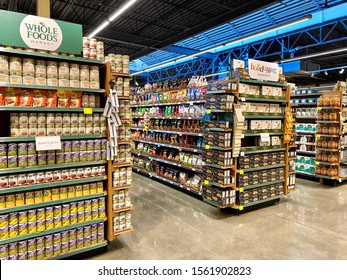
[20,15,63,51]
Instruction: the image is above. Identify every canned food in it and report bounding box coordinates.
[70,63,80,76]
[35,74,46,86]
[36,247,45,260]
[0,227,9,240]
[47,61,58,75]
[69,239,77,251]
[47,77,58,86]
[76,227,83,238]
[53,206,62,217]
[35,60,46,75]
[46,206,53,218]
[27,250,36,260]
[51,188,60,200]
[9,71,22,84]
[82,184,90,196]
[76,237,84,249]
[58,78,69,87]
[36,236,45,249]
[90,38,97,49]
[23,58,35,72]
[58,62,69,76]
[70,213,77,225]
[62,215,70,227]
[84,236,92,247]
[23,73,35,85]
[96,41,104,53]
[77,212,84,223]
[97,232,104,243]
[17,252,27,260]
[0,55,9,70]
[45,246,53,258]
[83,48,90,59]
[0,70,9,83]
[53,244,61,256]
[83,37,90,48]
[34,190,43,203]
[80,80,89,88]
[43,189,52,202]
[45,235,53,247]
[68,229,77,240]
[90,49,97,60]
[9,57,22,71]
[15,193,24,206]
[60,187,68,199]
[53,216,62,228]
[90,80,100,89]
[27,221,36,234]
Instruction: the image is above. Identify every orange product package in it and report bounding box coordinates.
[33,90,47,107]
[0,88,5,106]
[4,87,20,106]
[70,91,82,108]
[46,91,57,107]
[19,89,34,107]
[57,90,71,108]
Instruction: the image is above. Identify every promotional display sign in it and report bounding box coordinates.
[248,59,279,82]
[0,10,82,54]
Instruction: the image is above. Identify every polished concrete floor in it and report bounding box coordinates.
[90,173,347,260]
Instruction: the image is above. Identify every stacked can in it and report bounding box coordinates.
[90,65,100,89]
[47,61,58,86]
[96,41,104,61]
[69,63,80,88]
[58,62,69,87]
[80,65,89,88]
[22,58,35,85]
[82,37,90,59]
[123,77,130,96]
[122,55,129,74]
[113,211,131,233]
[35,60,47,86]
[9,56,22,84]
[89,38,97,60]
[0,55,9,83]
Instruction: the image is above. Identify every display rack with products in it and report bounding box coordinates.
[0,49,109,260]
[314,86,347,183]
[131,79,207,197]
[201,58,295,210]
[104,62,133,241]
[290,87,321,178]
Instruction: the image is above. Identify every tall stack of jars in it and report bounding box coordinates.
[82,37,104,62]
[105,54,130,74]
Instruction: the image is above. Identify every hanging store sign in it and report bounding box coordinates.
[248,59,279,82]
[0,10,82,54]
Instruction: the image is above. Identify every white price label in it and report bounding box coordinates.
[35,136,61,151]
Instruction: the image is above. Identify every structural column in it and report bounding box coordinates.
[37,0,50,18]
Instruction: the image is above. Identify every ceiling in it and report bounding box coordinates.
[0,0,277,59]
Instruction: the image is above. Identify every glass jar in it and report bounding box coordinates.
[322,126,329,134]
[316,153,323,161]
[324,97,331,107]
[321,166,327,176]
[316,139,323,148]
[321,140,328,148]
[329,112,338,121]
[323,112,330,120]
[317,111,324,120]
[329,126,338,135]
[317,97,325,107]
[322,153,329,162]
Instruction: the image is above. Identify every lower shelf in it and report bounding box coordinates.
[233,195,282,210]
[46,242,107,260]
[114,226,133,236]
[0,218,105,245]
[133,167,202,196]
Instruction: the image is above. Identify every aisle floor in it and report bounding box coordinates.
[90,173,347,260]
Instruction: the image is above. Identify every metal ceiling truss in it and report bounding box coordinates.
[143,17,347,83]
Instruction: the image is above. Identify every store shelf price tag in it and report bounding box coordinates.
[240,97,246,102]
[239,170,244,175]
[205,145,210,150]
[239,206,244,211]
[240,152,245,156]
[317,134,321,138]
[84,108,93,115]
[239,188,244,193]
[317,107,322,111]
[206,109,212,114]
[204,180,209,185]
[189,101,194,105]
[178,132,182,136]
[315,161,320,165]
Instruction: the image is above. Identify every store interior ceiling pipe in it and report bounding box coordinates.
[132,14,313,76]
[88,0,139,38]
[310,65,347,74]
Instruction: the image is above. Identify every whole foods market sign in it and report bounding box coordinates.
[0,10,82,54]
[248,59,279,82]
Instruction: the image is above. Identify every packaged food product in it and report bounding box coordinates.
[46,91,57,107]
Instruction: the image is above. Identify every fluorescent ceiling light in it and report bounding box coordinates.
[280,47,347,63]
[88,0,138,38]
[204,71,229,78]
[109,0,138,21]
[133,14,312,75]
[324,71,328,75]
[340,68,345,74]
[88,21,110,38]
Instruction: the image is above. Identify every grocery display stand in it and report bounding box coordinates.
[130,88,205,197]
[0,49,109,260]
[290,89,321,179]
[314,90,347,183]
[103,62,133,242]
[202,77,295,210]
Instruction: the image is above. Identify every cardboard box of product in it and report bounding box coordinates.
[250,120,262,130]
[272,87,283,97]
[239,83,250,94]
[271,120,282,130]
[249,85,260,95]
[262,86,273,96]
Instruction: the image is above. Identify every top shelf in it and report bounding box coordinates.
[0,47,103,65]
[232,79,288,88]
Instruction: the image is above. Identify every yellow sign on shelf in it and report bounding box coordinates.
[317,107,322,111]
[84,108,93,115]
[315,161,320,165]
[204,180,209,185]
[239,188,244,193]
[239,170,244,175]
[239,206,244,211]
[317,134,321,138]
[206,109,212,114]
[205,145,210,150]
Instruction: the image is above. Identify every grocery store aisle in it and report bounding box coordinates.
[90,174,347,260]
